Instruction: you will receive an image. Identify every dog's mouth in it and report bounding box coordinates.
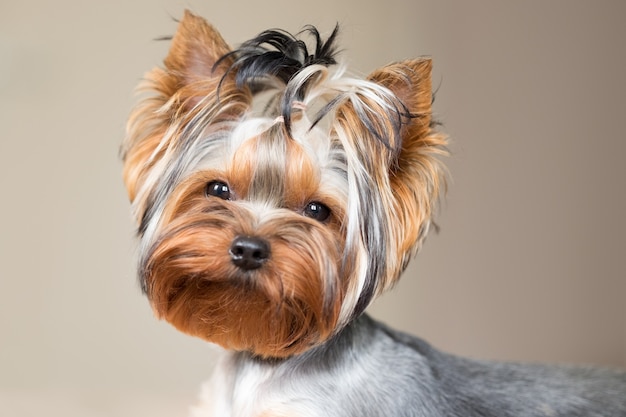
[162,271,262,309]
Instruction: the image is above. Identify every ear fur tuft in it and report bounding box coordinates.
[370,58,448,265]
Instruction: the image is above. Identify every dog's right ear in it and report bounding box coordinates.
[122,11,250,213]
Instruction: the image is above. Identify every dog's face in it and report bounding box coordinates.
[122,11,446,358]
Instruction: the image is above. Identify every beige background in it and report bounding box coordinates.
[1,0,624,416]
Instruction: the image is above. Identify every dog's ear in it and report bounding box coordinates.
[367,58,434,141]
[162,10,237,109]
[122,11,250,211]
[369,59,447,269]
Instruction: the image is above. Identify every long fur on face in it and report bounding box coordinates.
[122,11,447,358]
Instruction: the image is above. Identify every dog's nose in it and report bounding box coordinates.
[229,236,270,270]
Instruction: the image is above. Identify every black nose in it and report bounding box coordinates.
[229,235,270,270]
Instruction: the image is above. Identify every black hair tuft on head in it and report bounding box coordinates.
[217,25,340,94]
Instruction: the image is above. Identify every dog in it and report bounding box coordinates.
[121,11,626,417]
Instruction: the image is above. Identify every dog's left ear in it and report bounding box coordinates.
[369,58,447,261]
[367,58,434,141]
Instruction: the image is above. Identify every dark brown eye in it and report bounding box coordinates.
[206,181,232,200]
[304,201,331,222]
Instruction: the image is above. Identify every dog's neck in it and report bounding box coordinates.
[241,313,369,363]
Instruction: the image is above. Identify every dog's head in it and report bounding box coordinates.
[122,11,446,358]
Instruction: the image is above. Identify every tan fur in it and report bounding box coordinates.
[375,59,448,278]
[144,200,345,357]
[335,59,447,292]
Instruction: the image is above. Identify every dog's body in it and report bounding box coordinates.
[122,11,626,417]
[191,314,626,416]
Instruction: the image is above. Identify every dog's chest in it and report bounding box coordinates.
[190,351,372,417]
[187,317,436,417]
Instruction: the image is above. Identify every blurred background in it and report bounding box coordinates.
[1,0,624,416]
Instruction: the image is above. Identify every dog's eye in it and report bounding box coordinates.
[206,181,232,200]
[304,202,331,222]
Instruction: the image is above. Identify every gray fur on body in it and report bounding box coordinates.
[207,314,626,417]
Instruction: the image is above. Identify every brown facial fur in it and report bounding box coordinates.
[140,124,348,357]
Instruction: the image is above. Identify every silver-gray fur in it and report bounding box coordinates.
[191,314,626,417]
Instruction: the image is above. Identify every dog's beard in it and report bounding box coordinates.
[141,198,347,358]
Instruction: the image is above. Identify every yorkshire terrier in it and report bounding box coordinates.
[122,11,626,417]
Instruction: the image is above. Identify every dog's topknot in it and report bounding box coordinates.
[215,25,341,134]
[218,25,340,90]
